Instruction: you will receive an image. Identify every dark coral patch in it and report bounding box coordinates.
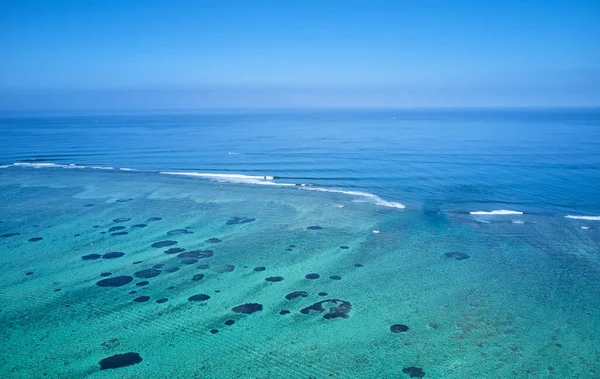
[265,276,284,282]
[253,266,266,272]
[97,276,134,287]
[99,352,142,370]
[133,261,143,265]
[136,281,149,287]
[181,258,198,265]
[224,319,235,326]
[131,224,147,228]
[133,296,150,303]
[1,232,21,238]
[151,240,177,248]
[129,290,137,295]
[318,292,328,297]
[25,271,34,275]
[285,248,293,251]
[116,199,133,203]
[402,367,425,378]
[28,237,43,242]
[329,275,342,280]
[232,303,263,314]
[305,273,320,280]
[300,299,352,319]
[165,266,180,273]
[285,291,309,300]
[147,217,162,222]
[108,226,126,232]
[226,216,255,225]
[188,294,210,302]
[156,298,168,304]
[82,254,102,261]
[197,264,210,270]
[167,229,194,236]
[84,204,94,207]
[192,274,205,281]
[390,324,409,333]
[279,310,290,315]
[111,231,128,236]
[340,246,349,249]
[212,264,235,273]
[307,226,322,230]
[205,238,222,243]
[153,264,165,269]
[444,251,470,260]
[134,268,161,279]
[289,244,296,248]
[113,218,131,223]
[102,252,125,259]
[164,247,185,255]
[100,272,112,277]
[354,263,363,267]
[178,250,213,259]
[210,329,219,334]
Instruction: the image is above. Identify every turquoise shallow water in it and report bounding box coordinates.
[0,109,599,378]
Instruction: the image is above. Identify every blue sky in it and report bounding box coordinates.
[1,0,599,109]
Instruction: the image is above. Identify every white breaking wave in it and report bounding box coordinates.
[159,171,296,186]
[0,165,10,168]
[90,166,114,170]
[300,187,405,209]
[565,215,600,221]
[470,210,523,215]
[13,162,65,168]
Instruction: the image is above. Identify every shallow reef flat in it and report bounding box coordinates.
[0,168,599,378]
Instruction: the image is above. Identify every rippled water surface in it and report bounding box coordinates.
[0,109,599,378]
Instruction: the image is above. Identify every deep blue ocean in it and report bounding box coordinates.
[1,108,599,378]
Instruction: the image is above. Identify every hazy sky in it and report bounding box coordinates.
[1,0,599,110]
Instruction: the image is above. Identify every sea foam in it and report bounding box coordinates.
[565,215,600,221]
[300,187,405,209]
[159,171,295,186]
[470,210,523,215]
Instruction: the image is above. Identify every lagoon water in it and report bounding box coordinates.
[0,108,599,378]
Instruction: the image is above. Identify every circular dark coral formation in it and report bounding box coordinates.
[82,254,102,261]
[99,352,142,370]
[102,252,125,259]
[226,216,256,225]
[205,238,222,243]
[110,231,128,236]
[329,275,342,280]
[402,367,425,378]
[178,250,213,259]
[305,273,320,280]
[224,319,235,326]
[300,299,352,319]
[164,247,185,255]
[134,268,161,279]
[390,324,409,333]
[197,264,210,270]
[147,217,162,222]
[444,251,470,260]
[318,292,328,297]
[100,272,112,277]
[181,258,199,265]
[212,264,235,273]
[340,246,349,249]
[210,329,219,334]
[232,303,263,314]
[1,232,21,238]
[136,281,149,287]
[25,271,34,275]
[253,266,266,272]
[167,229,194,236]
[354,263,363,267]
[97,276,134,287]
[192,274,205,281]
[279,310,290,315]
[28,237,43,242]
[265,276,284,282]
[113,218,131,223]
[153,264,165,269]
[156,298,168,304]
[165,266,180,273]
[188,294,211,302]
[151,240,178,248]
[285,248,293,251]
[54,288,61,292]
[133,296,150,303]
[129,291,137,294]
[108,226,126,232]
[285,291,309,300]
[131,224,147,228]
[306,226,323,230]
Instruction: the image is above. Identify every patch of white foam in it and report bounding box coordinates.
[470,210,523,215]
[300,187,405,209]
[159,171,295,186]
[581,226,590,230]
[565,215,600,221]
[65,164,85,169]
[119,167,135,171]
[14,162,65,168]
[0,165,10,169]
[90,166,114,170]
[227,152,239,155]
[511,220,525,224]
